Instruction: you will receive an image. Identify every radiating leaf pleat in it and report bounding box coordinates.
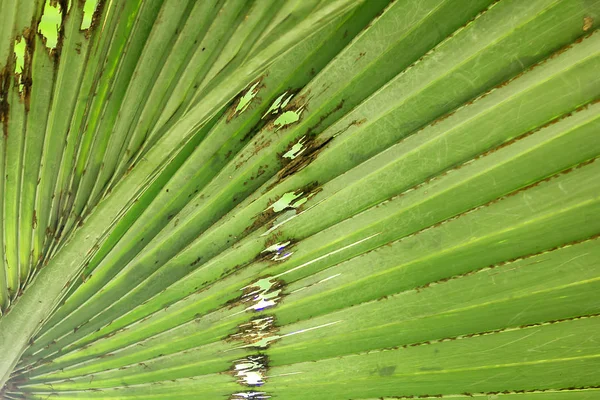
[1,0,599,398]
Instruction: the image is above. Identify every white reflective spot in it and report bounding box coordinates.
[291,273,342,293]
[252,297,278,311]
[281,320,343,338]
[262,241,290,254]
[233,356,267,386]
[316,273,342,285]
[231,392,270,400]
[261,241,293,262]
[271,252,293,262]
[241,278,282,312]
[276,232,382,278]
[243,371,264,386]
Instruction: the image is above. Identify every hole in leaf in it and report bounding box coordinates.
[230,316,279,348]
[261,241,293,262]
[241,278,282,311]
[262,92,286,118]
[236,81,261,114]
[273,106,304,130]
[269,192,303,213]
[262,92,294,119]
[282,136,306,159]
[233,355,268,386]
[13,38,26,74]
[81,0,100,30]
[280,93,293,109]
[39,0,63,50]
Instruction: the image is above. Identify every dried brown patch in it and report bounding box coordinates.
[244,207,275,236]
[226,315,279,346]
[0,66,10,138]
[583,16,593,31]
[277,135,333,182]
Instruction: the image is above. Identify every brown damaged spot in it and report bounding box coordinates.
[430,110,457,127]
[583,16,593,31]
[86,0,107,38]
[330,115,365,138]
[277,135,333,182]
[254,238,296,264]
[225,277,285,311]
[226,315,279,347]
[306,99,344,137]
[252,136,272,159]
[352,118,367,127]
[85,243,99,257]
[189,256,202,267]
[0,66,10,138]
[234,132,271,169]
[125,161,136,175]
[55,0,70,56]
[259,238,295,264]
[244,207,275,236]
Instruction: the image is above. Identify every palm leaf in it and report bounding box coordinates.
[0,0,599,398]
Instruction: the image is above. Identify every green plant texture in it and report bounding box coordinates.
[0,0,599,398]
